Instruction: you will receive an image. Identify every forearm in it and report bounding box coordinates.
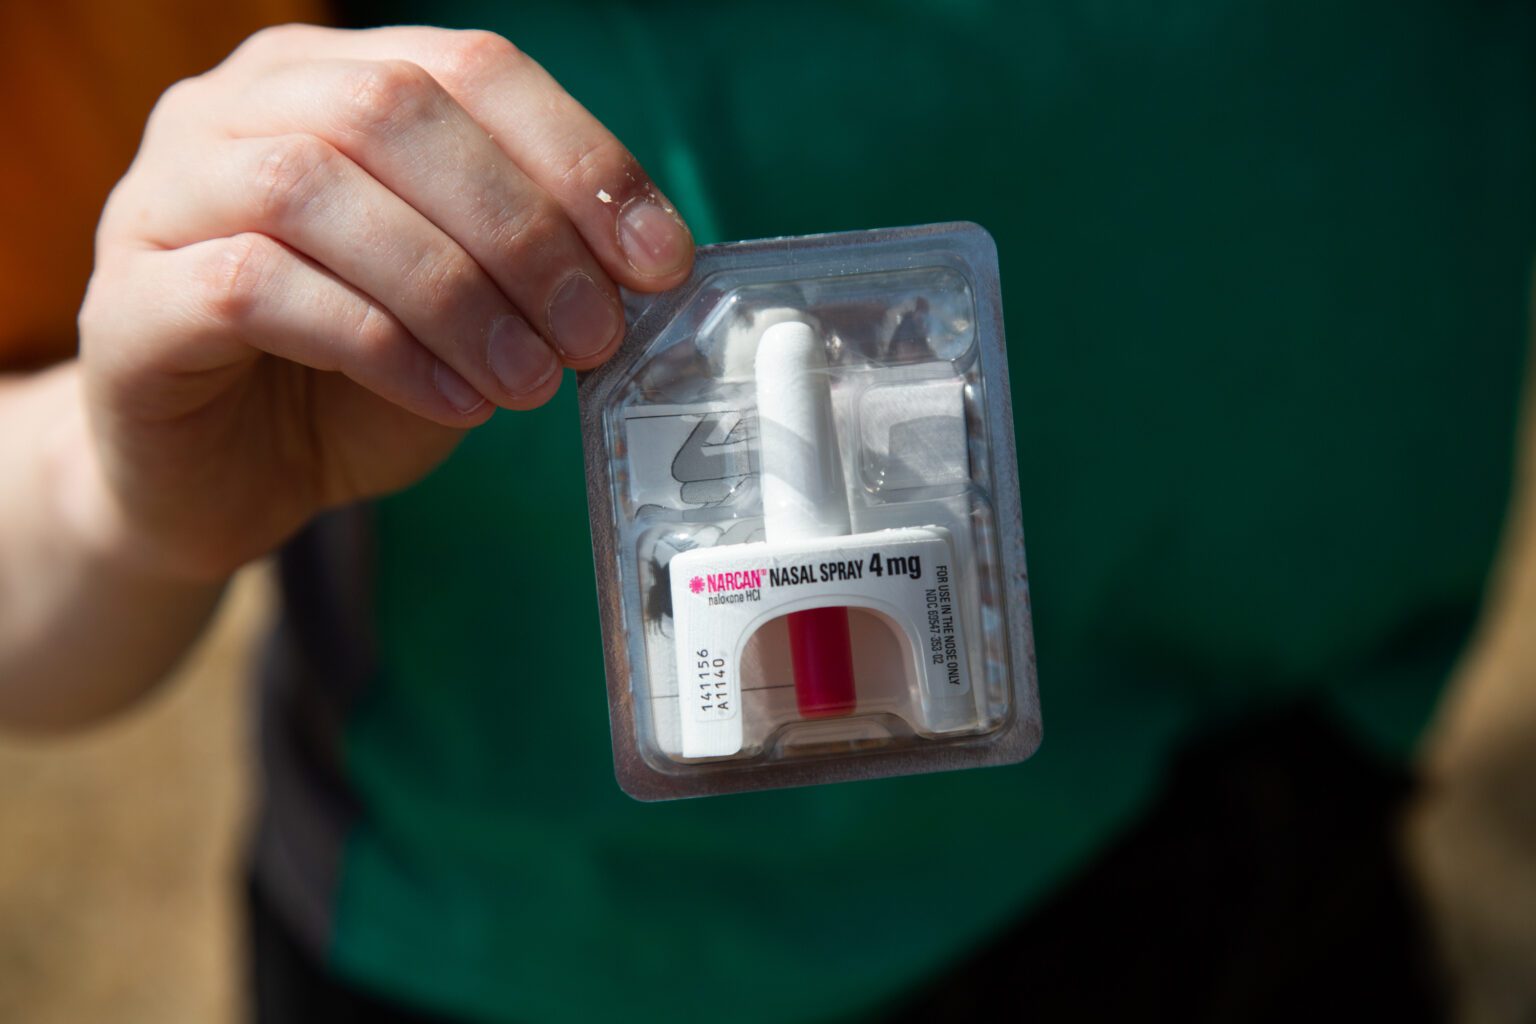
[0,362,223,730]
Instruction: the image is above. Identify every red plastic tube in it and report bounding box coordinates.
[786,606,857,717]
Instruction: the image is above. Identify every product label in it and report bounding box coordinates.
[668,527,970,757]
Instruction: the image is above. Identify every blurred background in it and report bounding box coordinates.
[0,569,266,1023]
[2,1,1535,1021]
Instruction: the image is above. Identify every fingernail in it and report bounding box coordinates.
[617,197,691,277]
[487,314,559,397]
[547,273,622,361]
[433,361,486,415]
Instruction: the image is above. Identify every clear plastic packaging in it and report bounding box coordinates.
[580,223,1040,799]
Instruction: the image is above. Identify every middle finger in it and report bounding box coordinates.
[219,57,625,368]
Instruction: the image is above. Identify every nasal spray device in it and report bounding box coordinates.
[580,223,1040,800]
[756,320,859,719]
[664,320,974,758]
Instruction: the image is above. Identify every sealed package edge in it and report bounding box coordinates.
[579,222,1040,800]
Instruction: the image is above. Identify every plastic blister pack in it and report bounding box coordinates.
[580,223,1039,799]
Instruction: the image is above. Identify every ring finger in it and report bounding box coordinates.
[137,133,563,406]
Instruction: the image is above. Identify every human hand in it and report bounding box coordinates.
[75,24,693,581]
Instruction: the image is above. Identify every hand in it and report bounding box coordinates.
[76,24,694,581]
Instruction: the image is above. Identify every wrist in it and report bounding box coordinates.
[0,361,225,730]
[41,363,232,589]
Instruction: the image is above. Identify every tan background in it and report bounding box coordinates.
[0,568,266,1022]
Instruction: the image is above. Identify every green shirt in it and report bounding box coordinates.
[264,2,1534,1020]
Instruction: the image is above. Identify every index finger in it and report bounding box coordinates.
[233,25,695,290]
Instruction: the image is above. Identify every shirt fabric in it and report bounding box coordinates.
[256,2,1536,1021]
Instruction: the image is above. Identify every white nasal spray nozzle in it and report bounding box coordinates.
[755,320,851,542]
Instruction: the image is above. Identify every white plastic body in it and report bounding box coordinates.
[669,526,974,758]
[755,320,851,542]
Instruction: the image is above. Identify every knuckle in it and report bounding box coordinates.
[339,59,440,135]
[94,175,143,243]
[250,136,335,225]
[201,234,274,323]
[351,302,402,360]
[145,75,204,136]
[410,251,484,322]
[431,29,524,92]
[233,23,304,61]
[486,198,566,264]
[153,76,196,114]
[556,135,638,197]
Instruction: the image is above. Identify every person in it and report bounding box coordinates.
[2,4,1532,1021]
